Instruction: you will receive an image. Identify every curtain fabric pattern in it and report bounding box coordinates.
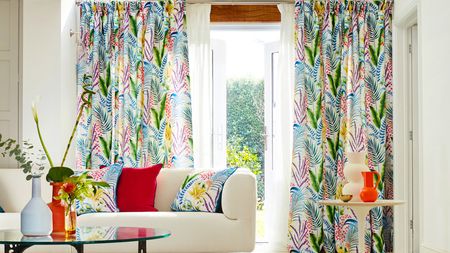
[76,1,193,169]
[289,1,393,252]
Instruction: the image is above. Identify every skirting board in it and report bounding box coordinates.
[421,245,450,253]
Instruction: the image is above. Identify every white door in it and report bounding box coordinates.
[263,42,278,242]
[408,24,419,253]
[0,0,19,168]
[211,39,227,169]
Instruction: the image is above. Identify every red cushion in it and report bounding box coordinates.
[116,164,163,212]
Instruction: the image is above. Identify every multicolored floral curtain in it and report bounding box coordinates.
[289,0,393,252]
[76,1,193,169]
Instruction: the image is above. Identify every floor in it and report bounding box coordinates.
[252,243,286,253]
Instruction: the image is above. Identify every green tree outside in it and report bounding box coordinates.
[226,78,265,209]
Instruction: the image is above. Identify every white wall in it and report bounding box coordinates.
[395,0,450,252]
[419,0,450,252]
[21,0,77,169]
[60,0,78,168]
[15,0,450,252]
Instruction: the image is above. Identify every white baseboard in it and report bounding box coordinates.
[421,245,450,253]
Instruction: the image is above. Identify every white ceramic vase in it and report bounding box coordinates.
[342,152,370,202]
[21,176,52,236]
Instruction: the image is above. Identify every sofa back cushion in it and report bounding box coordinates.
[117,164,163,212]
[76,163,123,215]
[170,168,238,212]
[0,168,194,213]
[155,168,194,211]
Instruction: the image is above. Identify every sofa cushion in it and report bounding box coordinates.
[76,163,123,215]
[170,168,237,212]
[0,206,4,213]
[154,168,194,211]
[0,213,20,230]
[117,164,162,212]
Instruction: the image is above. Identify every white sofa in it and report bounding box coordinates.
[0,168,257,253]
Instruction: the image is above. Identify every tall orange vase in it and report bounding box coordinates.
[360,171,381,202]
[47,183,65,234]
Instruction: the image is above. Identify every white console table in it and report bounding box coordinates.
[319,200,405,252]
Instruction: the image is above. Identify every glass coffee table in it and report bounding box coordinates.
[0,226,171,253]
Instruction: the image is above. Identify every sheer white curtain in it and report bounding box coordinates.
[186,4,212,169]
[268,3,295,251]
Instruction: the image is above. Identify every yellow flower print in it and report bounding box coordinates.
[165,122,172,146]
[340,119,347,137]
[166,2,174,16]
[337,246,346,253]
[189,183,206,200]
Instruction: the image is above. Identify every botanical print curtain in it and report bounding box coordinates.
[76,1,193,169]
[289,1,393,253]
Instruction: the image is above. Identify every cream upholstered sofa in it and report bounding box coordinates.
[0,168,257,253]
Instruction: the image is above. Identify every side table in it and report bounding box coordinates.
[319,200,405,252]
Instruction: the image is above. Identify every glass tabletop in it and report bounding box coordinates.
[0,227,171,245]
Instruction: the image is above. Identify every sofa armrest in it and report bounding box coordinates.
[221,168,256,221]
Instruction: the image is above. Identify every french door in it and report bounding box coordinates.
[210,26,279,242]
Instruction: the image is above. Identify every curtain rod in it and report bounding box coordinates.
[75,1,294,6]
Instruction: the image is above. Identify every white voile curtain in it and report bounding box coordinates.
[268,3,295,251]
[186,4,213,169]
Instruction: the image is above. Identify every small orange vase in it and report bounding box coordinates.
[48,183,65,234]
[360,171,381,202]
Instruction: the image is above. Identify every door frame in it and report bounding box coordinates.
[407,24,420,253]
[392,3,419,253]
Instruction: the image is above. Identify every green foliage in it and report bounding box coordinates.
[55,172,109,212]
[226,78,265,208]
[226,78,264,156]
[226,138,261,176]
[0,136,47,180]
[46,167,74,183]
[31,74,94,182]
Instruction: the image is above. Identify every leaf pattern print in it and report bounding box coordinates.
[76,1,193,170]
[289,0,393,252]
[171,168,238,212]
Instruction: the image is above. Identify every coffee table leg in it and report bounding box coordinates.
[71,244,84,253]
[4,244,31,253]
[138,240,146,253]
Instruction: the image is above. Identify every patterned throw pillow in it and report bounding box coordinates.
[76,163,123,215]
[171,168,237,212]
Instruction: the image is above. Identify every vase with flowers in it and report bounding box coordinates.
[54,172,109,235]
[0,75,95,235]
[30,74,95,233]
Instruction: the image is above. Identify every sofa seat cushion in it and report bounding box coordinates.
[78,211,231,227]
[78,211,253,253]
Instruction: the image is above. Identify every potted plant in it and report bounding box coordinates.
[54,172,109,235]
[31,74,95,233]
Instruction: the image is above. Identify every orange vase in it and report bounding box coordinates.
[47,183,65,234]
[360,171,381,202]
